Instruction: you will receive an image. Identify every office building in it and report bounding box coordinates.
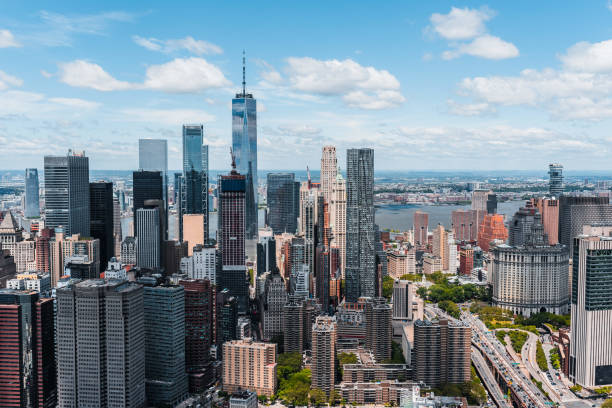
[230,390,257,408]
[263,269,287,340]
[65,255,98,279]
[113,196,121,257]
[321,145,338,203]
[136,204,162,270]
[24,168,40,218]
[392,280,423,321]
[133,170,163,235]
[299,181,319,279]
[422,254,442,275]
[163,240,188,276]
[223,339,277,396]
[121,236,137,265]
[180,125,208,242]
[477,213,508,252]
[89,182,114,271]
[413,319,471,388]
[237,316,251,339]
[387,249,416,279]
[13,239,35,273]
[569,235,612,387]
[492,210,570,317]
[56,279,145,407]
[432,225,451,272]
[183,213,206,255]
[471,189,490,212]
[486,193,498,214]
[257,235,276,276]
[413,211,429,246]
[365,297,392,362]
[35,228,53,273]
[267,173,298,234]
[549,163,564,197]
[139,139,168,234]
[345,148,375,301]
[451,209,481,242]
[49,232,100,286]
[180,279,214,392]
[559,195,612,252]
[217,289,238,348]
[316,245,331,312]
[142,283,188,406]
[531,197,560,245]
[44,151,90,236]
[0,290,56,408]
[232,57,258,239]
[283,295,304,353]
[182,244,217,283]
[311,315,336,396]
[330,169,347,277]
[218,162,248,313]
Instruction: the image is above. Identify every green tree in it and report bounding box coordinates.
[438,300,460,319]
[382,275,394,300]
[337,352,358,378]
[329,389,342,405]
[601,398,612,408]
[310,388,328,406]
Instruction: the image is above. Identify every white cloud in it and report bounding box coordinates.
[267,57,405,109]
[58,60,131,91]
[608,0,612,12]
[447,100,495,116]
[0,70,23,90]
[443,35,519,60]
[429,7,518,61]
[143,57,230,92]
[40,70,53,78]
[0,29,21,48]
[429,7,493,40]
[57,57,230,93]
[121,108,215,125]
[133,35,223,55]
[560,39,612,72]
[49,97,100,109]
[276,124,322,136]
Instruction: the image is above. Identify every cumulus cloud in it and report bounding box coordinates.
[57,57,230,93]
[428,7,518,60]
[442,35,519,60]
[0,29,21,48]
[261,57,405,110]
[429,7,493,40]
[0,90,99,118]
[447,100,495,116]
[0,70,23,90]
[49,97,100,109]
[452,38,612,120]
[133,35,223,55]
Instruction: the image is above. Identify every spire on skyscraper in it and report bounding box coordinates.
[242,49,246,96]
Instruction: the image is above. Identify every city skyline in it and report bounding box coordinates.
[2,2,612,170]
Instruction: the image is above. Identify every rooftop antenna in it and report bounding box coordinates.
[307,166,311,189]
[242,49,246,96]
[230,147,236,171]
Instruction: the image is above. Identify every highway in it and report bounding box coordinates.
[462,310,550,408]
[471,346,512,408]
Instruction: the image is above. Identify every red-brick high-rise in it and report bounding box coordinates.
[35,228,54,274]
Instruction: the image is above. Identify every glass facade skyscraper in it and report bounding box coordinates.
[139,139,168,238]
[266,173,297,235]
[232,69,258,239]
[345,148,375,302]
[24,168,39,218]
[44,151,90,236]
[180,125,208,242]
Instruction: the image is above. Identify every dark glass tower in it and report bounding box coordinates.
[89,182,114,271]
[24,168,40,218]
[232,53,258,239]
[345,148,375,301]
[44,151,90,236]
[180,125,208,242]
[266,173,297,234]
[133,170,163,234]
[139,139,168,239]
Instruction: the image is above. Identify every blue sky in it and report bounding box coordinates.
[2,1,612,171]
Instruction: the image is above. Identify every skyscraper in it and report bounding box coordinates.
[142,283,188,406]
[320,146,337,203]
[365,297,392,362]
[24,168,40,218]
[44,151,90,236]
[218,160,248,313]
[471,189,490,212]
[0,290,56,408]
[180,125,208,242]
[549,163,564,197]
[330,169,347,277]
[89,182,114,271]
[232,54,258,239]
[262,269,287,341]
[283,295,304,353]
[558,195,612,252]
[139,139,169,238]
[180,279,214,392]
[311,315,336,396]
[222,339,277,397]
[316,245,331,312]
[266,173,298,234]
[136,202,162,270]
[570,235,612,387]
[478,213,508,252]
[413,211,429,246]
[133,170,163,234]
[57,279,145,407]
[345,148,375,302]
[451,209,480,242]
